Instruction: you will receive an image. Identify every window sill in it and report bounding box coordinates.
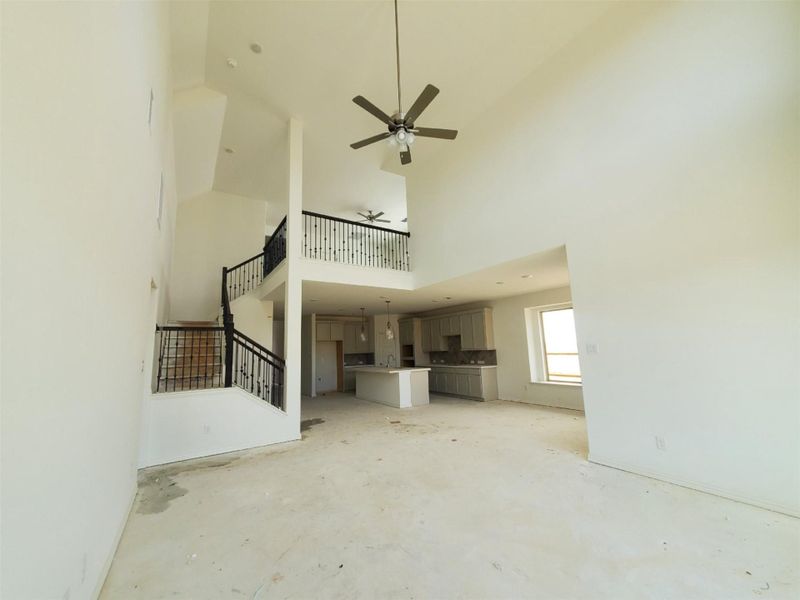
[530,381,582,388]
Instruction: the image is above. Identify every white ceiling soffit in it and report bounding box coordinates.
[170,1,210,91]
[173,86,227,202]
[195,1,613,225]
[298,245,570,317]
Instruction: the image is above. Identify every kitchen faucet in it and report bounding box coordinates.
[387,353,396,368]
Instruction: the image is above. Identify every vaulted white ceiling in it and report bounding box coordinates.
[170,1,613,227]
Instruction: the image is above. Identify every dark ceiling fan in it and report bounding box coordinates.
[357,210,391,224]
[350,0,458,165]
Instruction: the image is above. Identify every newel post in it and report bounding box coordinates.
[221,266,234,388]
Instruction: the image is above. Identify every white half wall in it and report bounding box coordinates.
[139,388,297,467]
[1,2,179,598]
[170,190,267,320]
[405,2,800,514]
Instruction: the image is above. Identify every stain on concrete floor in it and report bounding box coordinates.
[136,455,240,514]
[300,417,325,432]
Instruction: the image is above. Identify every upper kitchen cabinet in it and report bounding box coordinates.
[459,308,495,350]
[344,320,373,353]
[317,321,345,342]
[399,319,415,346]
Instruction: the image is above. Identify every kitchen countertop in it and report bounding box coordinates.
[420,364,498,369]
[349,366,431,374]
[344,364,375,369]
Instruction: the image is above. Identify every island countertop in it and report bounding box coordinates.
[349,366,431,375]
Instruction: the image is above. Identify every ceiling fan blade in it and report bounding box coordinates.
[414,127,458,140]
[352,96,394,126]
[350,132,391,149]
[403,84,439,126]
[357,212,370,219]
[400,148,412,165]
[376,219,391,223]
[373,211,385,219]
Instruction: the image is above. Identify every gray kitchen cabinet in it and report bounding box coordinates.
[439,316,452,336]
[343,323,357,354]
[456,374,470,396]
[445,373,458,394]
[449,315,461,336]
[399,319,414,346]
[317,321,346,343]
[460,309,495,350]
[344,369,356,391]
[427,366,498,401]
[467,375,482,397]
[421,320,432,351]
[459,314,474,348]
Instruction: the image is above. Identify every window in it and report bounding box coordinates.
[540,307,581,383]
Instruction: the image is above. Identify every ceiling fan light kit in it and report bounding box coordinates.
[350,0,458,165]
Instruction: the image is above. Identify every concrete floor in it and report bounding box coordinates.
[102,394,799,599]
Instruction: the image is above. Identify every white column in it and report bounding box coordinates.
[283,117,303,434]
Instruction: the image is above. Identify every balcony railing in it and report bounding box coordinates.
[302,210,410,271]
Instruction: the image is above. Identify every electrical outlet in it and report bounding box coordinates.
[203,425,211,435]
[586,343,599,354]
[655,436,666,451]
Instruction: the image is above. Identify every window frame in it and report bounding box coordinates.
[539,306,582,385]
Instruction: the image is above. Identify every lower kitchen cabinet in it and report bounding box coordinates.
[427,366,498,401]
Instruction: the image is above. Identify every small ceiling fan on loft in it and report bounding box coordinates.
[349,0,458,166]
[357,210,391,224]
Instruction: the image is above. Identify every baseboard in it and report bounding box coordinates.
[92,478,138,599]
[589,453,799,519]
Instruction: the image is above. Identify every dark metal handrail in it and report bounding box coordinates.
[301,210,410,271]
[217,218,287,407]
[301,210,410,236]
[233,328,285,367]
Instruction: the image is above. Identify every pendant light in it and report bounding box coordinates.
[385,300,394,340]
[359,307,367,342]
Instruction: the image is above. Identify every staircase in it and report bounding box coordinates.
[153,220,288,409]
[155,321,224,392]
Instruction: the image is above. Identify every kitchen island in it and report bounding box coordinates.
[350,366,431,408]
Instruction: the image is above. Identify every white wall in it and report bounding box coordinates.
[406,2,799,514]
[170,190,267,320]
[1,2,179,598]
[230,295,273,351]
[139,387,297,468]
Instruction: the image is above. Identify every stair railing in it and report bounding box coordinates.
[301,210,410,271]
[219,217,287,409]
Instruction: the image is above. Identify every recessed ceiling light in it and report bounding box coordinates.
[224,147,235,154]
[444,296,452,300]
[521,274,532,279]
[496,281,504,285]
[309,298,319,302]
[226,57,238,68]
[249,42,263,54]
[432,300,440,303]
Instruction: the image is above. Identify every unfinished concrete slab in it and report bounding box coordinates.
[101,394,799,599]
